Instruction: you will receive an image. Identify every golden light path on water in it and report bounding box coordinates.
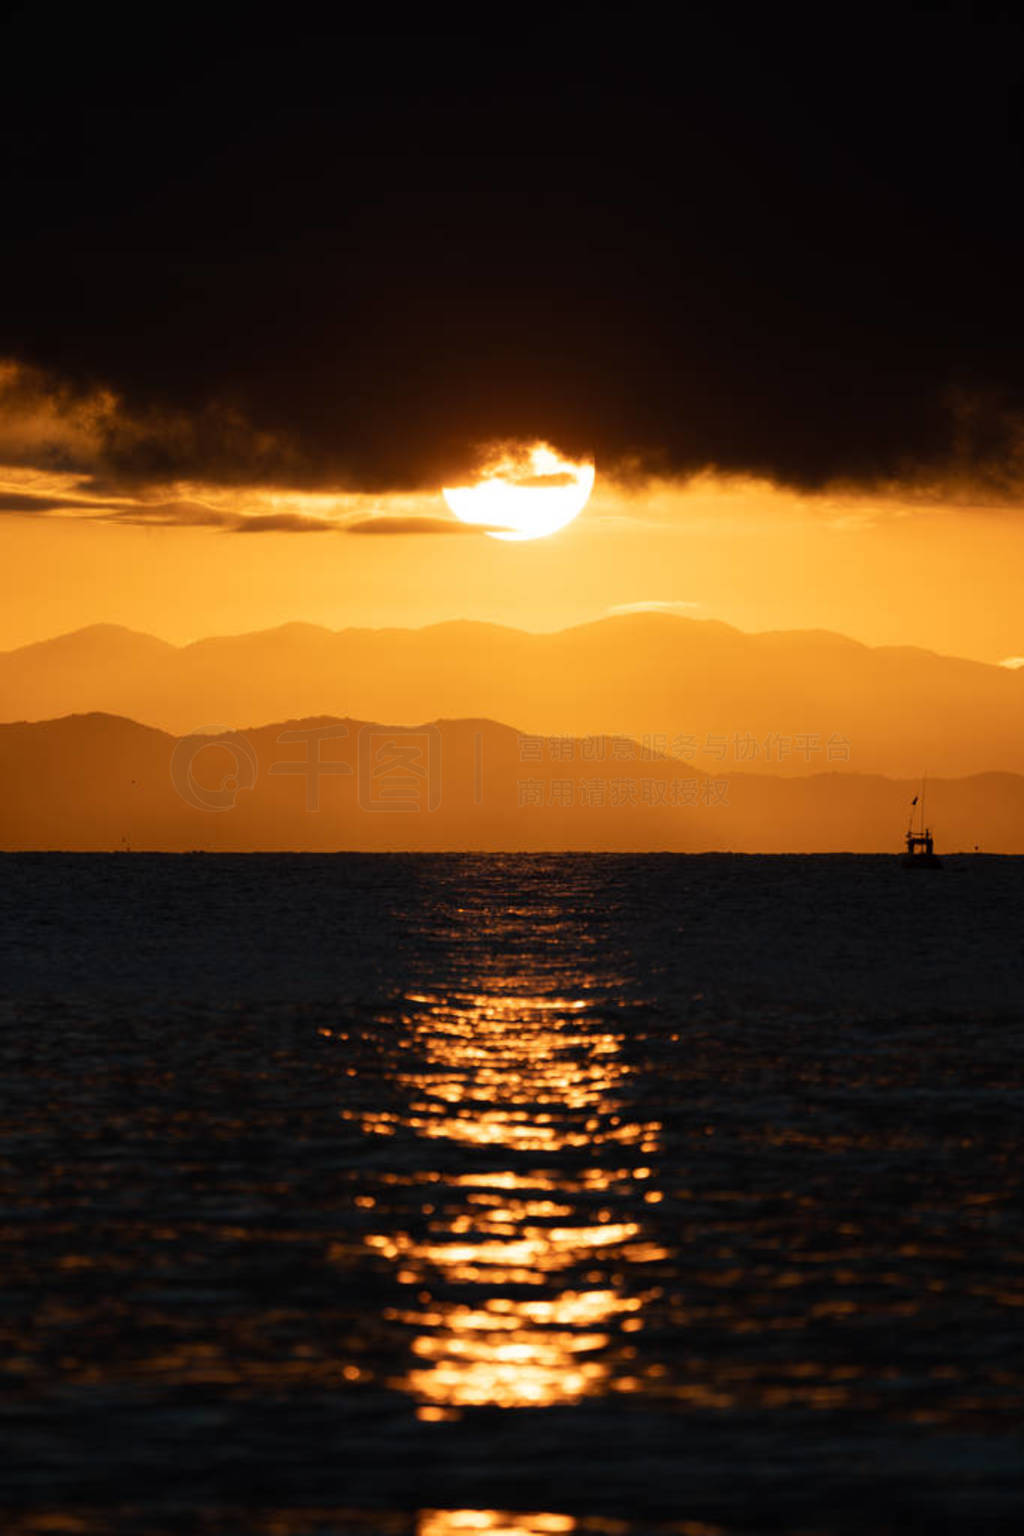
[351,986,666,1416]
[418,1515,577,1536]
[417,1517,721,1529]
[416,1515,721,1535]
[417,1512,720,1536]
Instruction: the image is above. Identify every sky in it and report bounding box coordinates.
[1,6,1023,659]
[2,470,1023,663]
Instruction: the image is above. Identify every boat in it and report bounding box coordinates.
[901,779,942,868]
[901,828,943,868]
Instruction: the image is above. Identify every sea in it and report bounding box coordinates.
[1,853,1023,1535]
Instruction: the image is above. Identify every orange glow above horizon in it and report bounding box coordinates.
[2,462,1024,666]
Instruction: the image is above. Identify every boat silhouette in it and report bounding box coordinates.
[901,778,942,868]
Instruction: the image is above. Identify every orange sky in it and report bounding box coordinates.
[1,471,1022,663]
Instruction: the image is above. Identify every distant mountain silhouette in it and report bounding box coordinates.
[1,711,1020,852]
[1,615,1021,780]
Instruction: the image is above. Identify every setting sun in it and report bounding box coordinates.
[442,443,595,541]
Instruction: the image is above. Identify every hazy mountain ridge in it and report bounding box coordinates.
[1,710,1020,852]
[0,614,1020,780]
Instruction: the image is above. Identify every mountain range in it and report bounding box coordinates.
[1,614,1020,781]
[1,712,1020,852]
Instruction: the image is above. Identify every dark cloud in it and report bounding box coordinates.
[0,359,304,492]
[2,10,1024,498]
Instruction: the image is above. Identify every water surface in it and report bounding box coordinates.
[1,854,1022,1533]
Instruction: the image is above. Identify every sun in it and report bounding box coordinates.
[442,442,595,541]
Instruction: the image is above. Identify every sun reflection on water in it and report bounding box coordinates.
[418,1514,578,1536]
[352,986,665,1414]
[417,1512,722,1535]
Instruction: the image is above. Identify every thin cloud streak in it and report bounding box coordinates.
[0,491,98,514]
[0,471,485,536]
[345,515,498,535]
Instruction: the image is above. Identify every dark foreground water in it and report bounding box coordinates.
[1,853,1023,1535]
